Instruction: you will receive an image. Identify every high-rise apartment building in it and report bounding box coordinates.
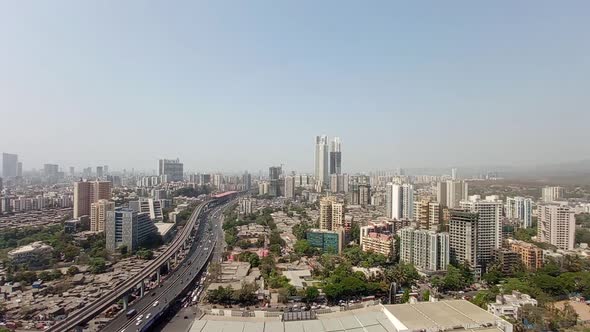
[451,168,458,180]
[542,186,564,203]
[436,181,447,207]
[43,164,59,178]
[90,199,115,232]
[460,195,502,268]
[506,197,533,228]
[449,210,479,272]
[158,158,184,182]
[284,176,295,199]
[329,137,342,175]
[537,203,575,250]
[96,166,104,179]
[105,208,158,252]
[2,153,18,179]
[446,180,469,208]
[16,162,22,177]
[73,180,112,218]
[386,183,414,220]
[268,166,282,197]
[319,196,343,231]
[242,172,252,190]
[314,135,329,190]
[399,227,449,272]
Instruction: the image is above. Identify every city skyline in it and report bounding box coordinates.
[2,2,590,172]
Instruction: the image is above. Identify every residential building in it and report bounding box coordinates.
[449,209,479,272]
[242,172,252,190]
[446,180,469,208]
[268,166,282,197]
[105,208,158,252]
[258,181,269,195]
[414,199,441,230]
[306,228,344,254]
[358,184,371,207]
[314,135,329,190]
[43,164,59,178]
[507,239,543,270]
[386,183,414,220]
[488,291,537,320]
[436,181,448,207]
[73,180,112,218]
[506,197,533,228]
[537,202,575,250]
[491,248,519,275]
[284,175,295,199]
[2,153,18,179]
[542,186,564,203]
[429,202,443,230]
[158,158,184,182]
[239,198,254,215]
[399,227,449,272]
[460,195,502,268]
[360,220,395,257]
[90,199,115,232]
[329,137,342,175]
[319,196,343,231]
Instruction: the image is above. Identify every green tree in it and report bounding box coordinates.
[90,258,106,274]
[385,262,420,288]
[67,266,80,276]
[401,289,410,303]
[294,240,312,256]
[422,289,430,301]
[137,249,154,260]
[118,245,128,256]
[305,286,320,303]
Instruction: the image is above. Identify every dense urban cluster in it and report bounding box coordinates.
[1,141,590,332]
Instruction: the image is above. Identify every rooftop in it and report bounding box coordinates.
[191,300,512,332]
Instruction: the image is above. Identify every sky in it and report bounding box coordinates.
[1,1,589,174]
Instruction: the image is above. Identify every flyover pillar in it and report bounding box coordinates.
[123,294,129,310]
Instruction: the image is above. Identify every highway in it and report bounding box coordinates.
[101,201,233,332]
[47,201,210,332]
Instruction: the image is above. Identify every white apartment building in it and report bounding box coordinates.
[542,186,564,203]
[505,197,533,228]
[386,183,414,220]
[399,227,449,272]
[460,195,502,267]
[537,202,575,250]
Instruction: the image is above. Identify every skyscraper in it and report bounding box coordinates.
[90,199,115,232]
[242,171,252,190]
[459,195,502,270]
[268,166,282,197]
[537,203,575,250]
[447,180,469,208]
[542,186,564,203]
[451,168,458,180]
[506,197,533,228]
[314,135,329,190]
[74,180,113,218]
[449,209,479,272]
[2,153,18,179]
[43,164,59,178]
[386,183,414,220]
[158,158,184,182]
[329,137,342,175]
[284,176,295,199]
[96,166,104,179]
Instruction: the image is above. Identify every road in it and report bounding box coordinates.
[102,201,233,332]
[48,201,209,332]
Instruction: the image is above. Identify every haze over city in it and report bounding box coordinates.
[2,1,590,172]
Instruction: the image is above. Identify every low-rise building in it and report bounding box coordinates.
[306,228,344,254]
[507,239,543,271]
[491,248,519,275]
[8,242,53,266]
[488,291,537,320]
[360,220,395,257]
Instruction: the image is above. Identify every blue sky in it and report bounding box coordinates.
[1,1,589,173]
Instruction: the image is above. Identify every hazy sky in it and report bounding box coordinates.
[1,1,589,174]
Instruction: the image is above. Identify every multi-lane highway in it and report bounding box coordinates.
[101,200,234,332]
[47,201,210,332]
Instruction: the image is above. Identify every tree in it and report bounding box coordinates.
[137,249,154,260]
[401,289,410,303]
[51,269,63,280]
[422,289,430,301]
[269,244,281,256]
[432,265,470,292]
[294,240,312,256]
[305,286,320,303]
[62,245,80,262]
[209,262,221,281]
[38,271,52,281]
[385,262,420,288]
[67,266,80,276]
[90,258,106,274]
[119,245,128,256]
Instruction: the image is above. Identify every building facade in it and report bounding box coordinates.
[537,203,575,250]
[314,135,329,190]
[105,208,158,252]
[90,199,115,232]
[386,183,414,220]
[506,197,533,228]
[306,228,344,254]
[158,158,184,182]
[400,227,449,272]
[542,186,564,203]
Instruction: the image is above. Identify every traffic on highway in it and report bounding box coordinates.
[102,197,236,332]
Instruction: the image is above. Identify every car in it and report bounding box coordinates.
[151,292,156,296]
[136,320,141,326]
[146,313,151,319]
[153,301,159,307]
[184,316,188,319]
[136,314,143,321]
